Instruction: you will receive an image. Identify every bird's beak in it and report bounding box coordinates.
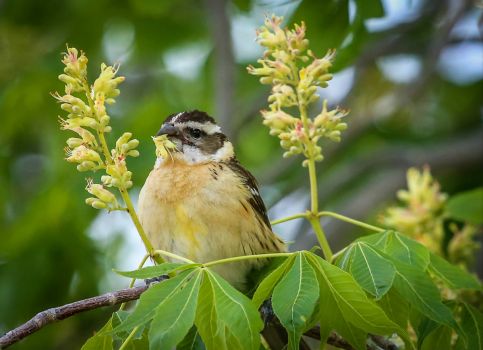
[156,124,179,137]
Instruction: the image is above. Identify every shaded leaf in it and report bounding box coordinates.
[446,188,483,225]
[81,316,114,350]
[420,325,452,350]
[176,326,205,350]
[377,289,409,330]
[149,270,202,350]
[455,303,483,350]
[429,253,481,290]
[252,254,295,308]
[392,261,458,329]
[272,253,319,350]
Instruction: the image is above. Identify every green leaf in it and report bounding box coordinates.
[176,327,205,350]
[113,269,196,334]
[271,253,319,350]
[429,253,481,290]
[420,326,452,350]
[347,242,396,299]
[195,269,263,350]
[446,188,483,225]
[359,231,430,269]
[114,263,195,279]
[81,316,114,350]
[455,303,483,350]
[307,252,406,350]
[391,261,458,329]
[149,270,202,350]
[377,289,409,330]
[252,255,295,308]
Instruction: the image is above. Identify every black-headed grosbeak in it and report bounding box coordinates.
[138,110,286,290]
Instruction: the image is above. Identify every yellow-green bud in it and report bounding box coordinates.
[67,137,83,148]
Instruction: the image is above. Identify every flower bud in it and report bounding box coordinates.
[127,150,139,157]
[67,137,83,148]
[87,183,116,203]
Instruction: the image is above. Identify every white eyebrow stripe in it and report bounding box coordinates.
[176,121,221,135]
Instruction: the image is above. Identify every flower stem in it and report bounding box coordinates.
[270,212,307,226]
[308,217,332,261]
[317,211,386,233]
[81,80,161,263]
[204,252,293,268]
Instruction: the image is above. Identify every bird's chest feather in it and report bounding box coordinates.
[138,160,252,261]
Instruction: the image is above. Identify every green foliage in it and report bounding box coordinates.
[271,253,318,349]
[2,3,482,350]
[446,188,483,225]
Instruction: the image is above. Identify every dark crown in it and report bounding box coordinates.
[164,110,216,125]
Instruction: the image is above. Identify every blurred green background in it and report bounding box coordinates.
[1,0,482,348]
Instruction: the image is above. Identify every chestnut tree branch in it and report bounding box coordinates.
[0,285,148,349]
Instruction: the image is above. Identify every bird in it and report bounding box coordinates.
[138,110,286,291]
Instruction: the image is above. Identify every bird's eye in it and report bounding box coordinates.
[189,128,202,139]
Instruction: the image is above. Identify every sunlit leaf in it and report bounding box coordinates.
[252,254,295,308]
[149,270,202,350]
[272,253,319,350]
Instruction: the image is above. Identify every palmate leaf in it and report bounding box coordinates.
[428,253,481,290]
[252,255,295,308]
[306,252,406,350]
[271,253,319,350]
[341,231,462,331]
[195,269,263,350]
[149,270,202,350]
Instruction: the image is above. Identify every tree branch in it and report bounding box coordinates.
[0,285,148,349]
[0,282,399,349]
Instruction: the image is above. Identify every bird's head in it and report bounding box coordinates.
[155,110,234,165]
